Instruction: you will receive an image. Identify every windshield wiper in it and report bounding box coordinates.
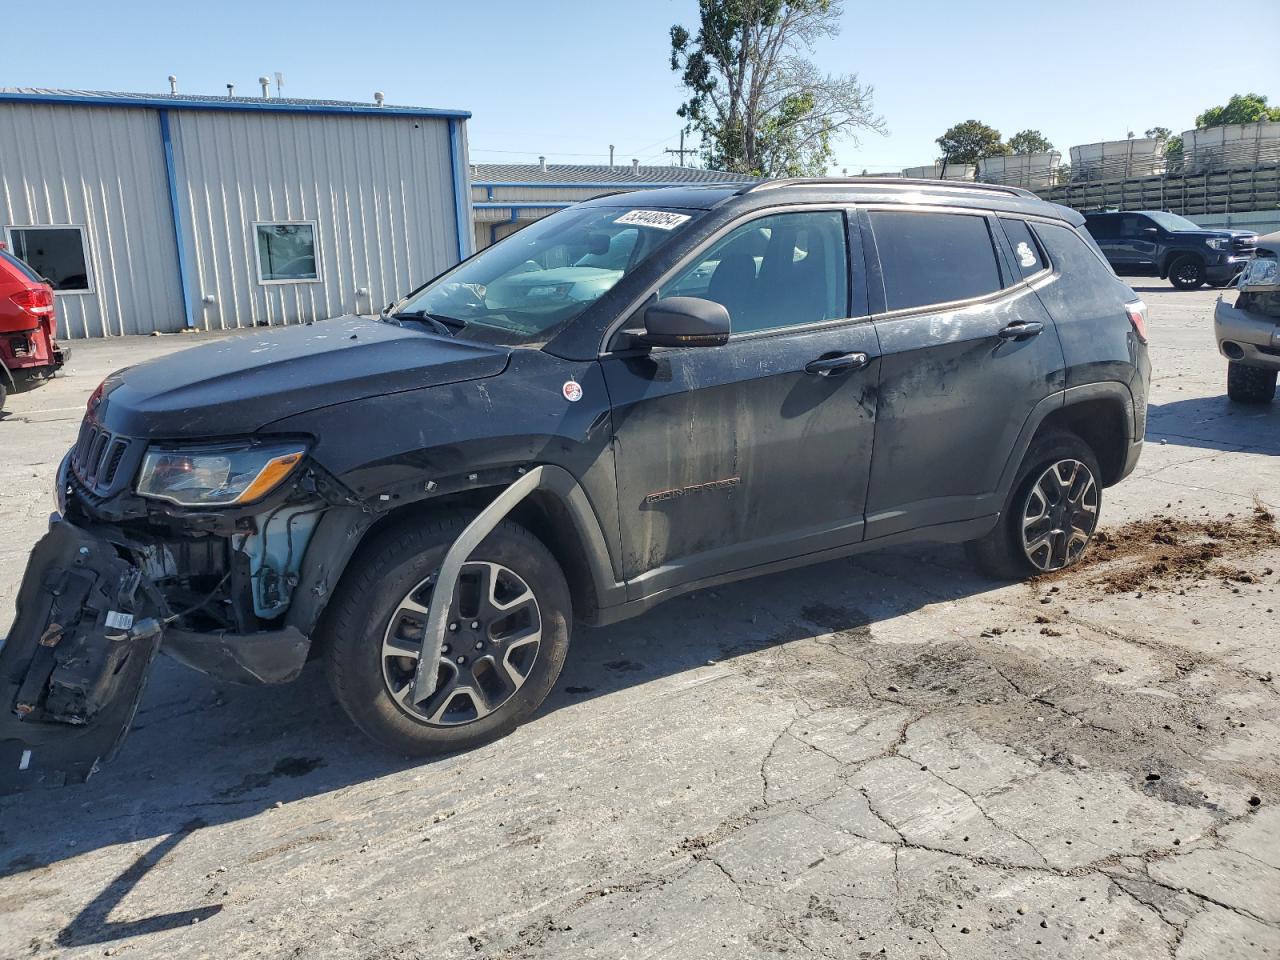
[388,310,467,336]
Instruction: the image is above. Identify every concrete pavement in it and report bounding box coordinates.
[1,288,1278,959]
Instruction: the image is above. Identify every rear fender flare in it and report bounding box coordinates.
[994,381,1136,500]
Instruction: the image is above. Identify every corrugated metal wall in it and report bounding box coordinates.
[0,103,185,337]
[170,110,462,329]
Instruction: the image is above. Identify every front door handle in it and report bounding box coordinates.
[997,321,1044,341]
[804,351,870,376]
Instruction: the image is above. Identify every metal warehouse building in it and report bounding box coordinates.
[0,88,472,338]
[471,162,756,250]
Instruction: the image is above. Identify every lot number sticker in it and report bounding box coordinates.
[614,210,691,230]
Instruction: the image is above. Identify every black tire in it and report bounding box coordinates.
[966,431,1103,580]
[0,381,6,414]
[1168,255,1205,290]
[321,512,572,756]
[1227,362,1277,404]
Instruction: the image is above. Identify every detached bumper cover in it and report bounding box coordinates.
[0,522,164,793]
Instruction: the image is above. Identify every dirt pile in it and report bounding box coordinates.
[1049,505,1280,594]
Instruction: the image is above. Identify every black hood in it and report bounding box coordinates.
[95,316,510,439]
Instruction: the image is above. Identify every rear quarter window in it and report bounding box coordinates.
[1000,218,1049,280]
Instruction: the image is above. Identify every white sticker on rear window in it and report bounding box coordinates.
[614,210,691,230]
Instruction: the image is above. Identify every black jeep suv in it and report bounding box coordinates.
[2,178,1150,790]
[1083,210,1257,290]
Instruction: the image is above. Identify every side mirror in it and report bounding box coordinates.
[640,297,730,348]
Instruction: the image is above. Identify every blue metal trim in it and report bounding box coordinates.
[474,202,574,210]
[490,210,520,247]
[0,91,470,120]
[158,110,196,330]
[472,181,739,189]
[447,118,472,261]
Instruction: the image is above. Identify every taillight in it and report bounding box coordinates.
[1125,300,1148,344]
[9,286,55,317]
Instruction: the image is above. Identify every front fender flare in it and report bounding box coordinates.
[408,464,623,704]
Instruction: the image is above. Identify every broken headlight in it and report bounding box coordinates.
[136,442,306,507]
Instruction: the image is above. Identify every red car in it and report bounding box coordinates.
[0,246,68,412]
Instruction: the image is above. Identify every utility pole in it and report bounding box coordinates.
[665,130,695,166]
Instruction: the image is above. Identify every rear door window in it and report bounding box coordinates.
[1118,215,1142,238]
[1084,215,1118,240]
[867,210,1003,312]
[1000,218,1049,280]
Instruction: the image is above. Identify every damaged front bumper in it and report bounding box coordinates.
[162,624,309,685]
[0,515,326,793]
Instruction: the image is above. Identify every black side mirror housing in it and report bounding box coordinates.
[640,297,731,348]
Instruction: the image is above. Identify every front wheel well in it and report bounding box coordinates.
[341,484,603,625]
[1035,398,1131,487]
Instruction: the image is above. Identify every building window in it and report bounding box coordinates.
[4,226,93,293]
[255,222,320,283]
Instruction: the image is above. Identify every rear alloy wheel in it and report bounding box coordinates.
[966,431,1103,580]
[1168,255,1206,290]
[1226,361,1277,404]
[1018,459,1099,572]
[323,514,571,756]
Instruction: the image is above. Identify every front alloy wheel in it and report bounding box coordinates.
[323,514,572,756]
[1019,459,1099,572]
[382,561,543,726]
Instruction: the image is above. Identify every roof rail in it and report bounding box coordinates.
[736,177,1038,199]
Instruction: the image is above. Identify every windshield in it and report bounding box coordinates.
[392,205,700,345]
[1144,211,1202,232]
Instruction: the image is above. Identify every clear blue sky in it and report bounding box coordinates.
[9,0,1279,173]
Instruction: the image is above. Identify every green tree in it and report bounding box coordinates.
[1144,126,1172,141]
[670,0,883,176]
[1008,129,1053,155]
[1195,93,1280,128]
[936,120,1011,164]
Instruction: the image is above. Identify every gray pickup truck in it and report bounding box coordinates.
[1215,232,1280,403]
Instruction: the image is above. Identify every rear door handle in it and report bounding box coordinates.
[804,351,870,376]
[997,321,1044,341]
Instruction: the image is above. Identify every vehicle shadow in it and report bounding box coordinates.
[0,540,984,895]
[1146,394,1280,455]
